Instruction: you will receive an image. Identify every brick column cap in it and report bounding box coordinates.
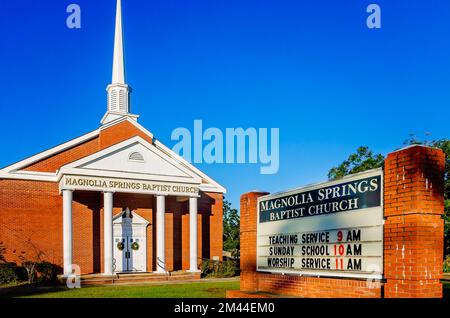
[241,191,270,200]
[241,190,270,197]
[387,144,443,155]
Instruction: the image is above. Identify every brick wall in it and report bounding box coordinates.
[384,145,445,298]
[237,145,445,298]
[99,120,153,149]
[0,180,63,268]
[257,273,381,298]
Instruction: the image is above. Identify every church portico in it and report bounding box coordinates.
[59,187,219,276]
[61,178,213,275]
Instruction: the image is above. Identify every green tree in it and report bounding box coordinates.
[429,139,450,256]
[223,200,240,258]
[402,136,449,256]
[328,138,450,257]
[328,146,384,180]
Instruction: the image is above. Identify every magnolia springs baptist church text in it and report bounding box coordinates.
[259,176,381,223]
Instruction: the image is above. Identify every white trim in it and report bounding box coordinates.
[0,129,100,173]
[154,140,227,194]
[0,171,57,182]
[100,117,154,139]
[126,117,155,139]
[100,112,140,127]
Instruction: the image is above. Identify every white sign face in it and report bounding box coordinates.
[257,169,383,279]
[60,175,199,197]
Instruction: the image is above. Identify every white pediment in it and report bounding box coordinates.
[59,136,201,184]
[79,143,190,178]
[113,208,149,226]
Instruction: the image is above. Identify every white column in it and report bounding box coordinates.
[156,195,166,273]
[189,197,199,272]
[103,192,114,275]
[63,190,73,276]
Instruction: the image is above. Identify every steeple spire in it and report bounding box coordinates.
[101,0,139,125]
[112,0,125,84]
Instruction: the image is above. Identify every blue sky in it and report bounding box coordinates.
[0,0,449,208]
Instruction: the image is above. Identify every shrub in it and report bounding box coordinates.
[21,261,37,284]
[35,262,58,283]
[200,259,239,278]
[444,256,450,273]
[0,263,19,284]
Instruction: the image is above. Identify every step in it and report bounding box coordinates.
[73,271,201,286]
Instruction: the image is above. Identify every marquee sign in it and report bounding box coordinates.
[60,175,199,196]
[257,169,383,279]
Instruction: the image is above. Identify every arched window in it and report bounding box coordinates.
[129,152,145,162]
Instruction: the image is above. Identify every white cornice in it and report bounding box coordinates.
[100,112,139,126]
[153,140,227,194]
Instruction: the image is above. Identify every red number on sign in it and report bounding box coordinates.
[339,244,345,255]
[337,231,343,242]
[335,258,344,270]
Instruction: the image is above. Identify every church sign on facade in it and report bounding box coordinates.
[60,175,200,196]
[257,169,383,279]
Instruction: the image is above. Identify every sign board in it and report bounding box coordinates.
[257,169,383,279]
[60,175,199,197]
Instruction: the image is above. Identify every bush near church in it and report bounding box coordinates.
[0,261,60,285]
[0,242,60,285]
[444,256,450,273]
[0,263,21,284]
[200,259,239,278]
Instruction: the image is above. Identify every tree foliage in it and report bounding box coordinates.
[223,200,240,258]
[328,137,449,257]
[328,146,384,180]
[429,139,450,256]
[402,135,450,256]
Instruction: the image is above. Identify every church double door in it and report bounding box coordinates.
[113,236,146,273]
[112,209,148,273]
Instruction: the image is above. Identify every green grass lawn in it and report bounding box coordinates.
[0,280,240,299]
[1,280,448,299]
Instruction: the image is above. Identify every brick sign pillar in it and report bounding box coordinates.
[384,145,445,298]
[240,191,269,293]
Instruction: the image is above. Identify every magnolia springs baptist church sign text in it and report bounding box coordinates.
[60,175,199,196]
[257,169,383,279]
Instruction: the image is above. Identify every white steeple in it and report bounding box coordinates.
[101,0,139,125]
[112,0,125,84]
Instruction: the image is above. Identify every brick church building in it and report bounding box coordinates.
[0,0,225,277]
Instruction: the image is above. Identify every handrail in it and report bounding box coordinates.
[156,257,170,279]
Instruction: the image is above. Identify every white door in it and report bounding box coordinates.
[114,237,127,273]
[128,237,146,272]
[113,209,148,273]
